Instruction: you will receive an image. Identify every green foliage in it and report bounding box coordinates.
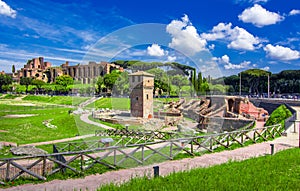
[0,74,13,92]
[55,75,74,87]
[113,71,129,95]
[20,77,33,93]
[96,76,104,93]
[265,105,292,128]
[98,148,300,191]
[31,79,45,91]
[104,70,120,91]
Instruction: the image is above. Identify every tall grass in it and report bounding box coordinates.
[98,148,300,191]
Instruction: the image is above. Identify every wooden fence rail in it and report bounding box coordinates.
[0,124,282,183]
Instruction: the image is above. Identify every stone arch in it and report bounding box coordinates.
[228,99,234,112]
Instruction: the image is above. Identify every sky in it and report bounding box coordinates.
[0,0,299,77]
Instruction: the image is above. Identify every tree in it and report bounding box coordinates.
[20,77,33,94]
[0,74,12,93]
[147,68,170,96]
[96,76,104,94]
[171,74,189,96]
[55,75,74,87]
[32,79,45,93]
[103,70,120,91]
[12,65,15,73]
[113,71,129,95]
[55,75,74,94]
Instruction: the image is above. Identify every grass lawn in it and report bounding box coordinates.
[98,148,300,191]
[86,97,130,110]
[22,95,90,106]
[0,104,103,145]
[87,97,180,111]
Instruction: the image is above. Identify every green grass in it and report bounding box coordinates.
[98,148,300,191]
[0,104,103,146]
[86,97,130,110]
[22,95,90,106]
[0,94,20,99]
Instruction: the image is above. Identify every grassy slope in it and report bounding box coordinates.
[22,95,90,106]
[99,148,300,191]
[86,98,130,110]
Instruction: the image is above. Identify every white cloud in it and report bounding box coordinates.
[0,0,16,18]
[0,59,24,72]
[208,44,215,50]
[166,14,207,56]
[201,23,261,51]
[289,9,300,16]
[234,0,268,4]
[214,55,251,70]
[238,4,284,27]
[263,44,300,61]
[261,66,270,71]
[251,0,268,3]
[147,44,166,57]
[167,56,177,62]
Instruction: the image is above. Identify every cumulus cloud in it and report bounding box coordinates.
[167,56,176,62]
[263,44,300,61]
[201,22,261,51]
[261,66,270,71]
[147,44,166,57]
[235,0,268,4]
[0,0,16,18]
[289,9,300,16]
[238,4,284,27]
[214,55,251,70]
[166,14,207,56]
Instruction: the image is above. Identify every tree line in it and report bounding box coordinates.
[1,62,298,96]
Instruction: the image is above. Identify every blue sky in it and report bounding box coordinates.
[0,0,299,77]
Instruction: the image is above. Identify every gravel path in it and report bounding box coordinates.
[80,113,113,130]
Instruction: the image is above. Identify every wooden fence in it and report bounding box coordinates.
[0,124,282,183]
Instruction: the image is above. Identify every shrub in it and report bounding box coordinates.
[265,105,292,128]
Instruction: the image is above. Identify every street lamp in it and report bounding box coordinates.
[239,72,242,96]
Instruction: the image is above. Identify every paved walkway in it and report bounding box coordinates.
[80,113,113,129]
[2,107,299,191]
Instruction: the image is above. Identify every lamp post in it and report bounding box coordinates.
[239,72,242,96]
[267,73,270,98]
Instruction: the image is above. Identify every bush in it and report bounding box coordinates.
[265,105,292,128]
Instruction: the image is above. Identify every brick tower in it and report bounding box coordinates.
[129,71,154,118]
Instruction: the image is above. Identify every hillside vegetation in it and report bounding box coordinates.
[265,104,292,128]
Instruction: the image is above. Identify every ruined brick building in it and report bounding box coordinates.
[12,57,123,84]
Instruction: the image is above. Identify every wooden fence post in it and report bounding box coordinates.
[5,160,10,182]
[42,157,47,177]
